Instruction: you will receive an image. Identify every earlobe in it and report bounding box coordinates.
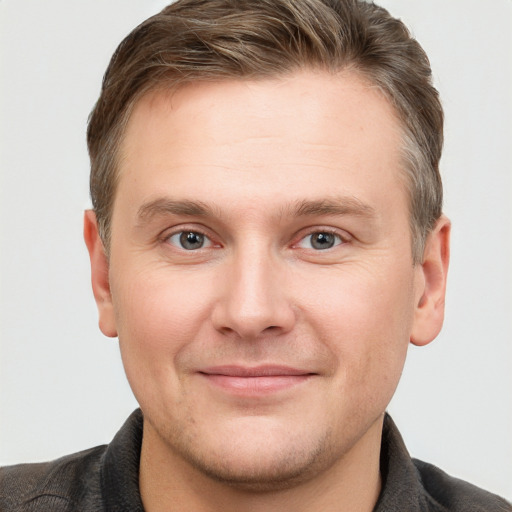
[410,215,451,347]
[83,210,118,338]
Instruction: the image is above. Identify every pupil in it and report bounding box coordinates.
[180,232,204,250]
[312,232,334,250]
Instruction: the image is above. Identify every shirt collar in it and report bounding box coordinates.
[373,413,429,511]
[101,409,145,512]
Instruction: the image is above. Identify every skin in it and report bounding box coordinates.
[84,70,450,512]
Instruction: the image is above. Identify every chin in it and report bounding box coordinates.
[165,420,337,492]
[183,443,331,492]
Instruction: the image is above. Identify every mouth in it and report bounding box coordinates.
[198,365,315,395]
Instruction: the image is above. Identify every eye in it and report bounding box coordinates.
[297,231,343,250]
[167,231,213,250]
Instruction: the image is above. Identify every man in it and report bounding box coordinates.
[1,0,510,510]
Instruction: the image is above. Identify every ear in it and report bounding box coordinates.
[410,215,451,346]
[83,210,118,338]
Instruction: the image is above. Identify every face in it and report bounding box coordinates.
[87,70,446,489]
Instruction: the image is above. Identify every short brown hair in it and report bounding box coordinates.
[87,0,443,263]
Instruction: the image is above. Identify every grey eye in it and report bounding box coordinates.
[168,231,211,250]
[181,232,204,250]
[298,232,342,250]
[311,232,336,250]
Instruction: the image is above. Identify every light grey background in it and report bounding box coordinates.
[1,0,511,501]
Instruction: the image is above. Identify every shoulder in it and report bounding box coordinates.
[378,414,511,511]
[414,458,512,512]
[0,445,107,512]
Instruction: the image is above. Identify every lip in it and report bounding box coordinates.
[198,365,315,395]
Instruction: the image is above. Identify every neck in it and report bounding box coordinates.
[139,416,384,512]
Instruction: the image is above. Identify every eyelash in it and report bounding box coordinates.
[161,225,349,253]
[162,227,216,251]
[294,229,346,251]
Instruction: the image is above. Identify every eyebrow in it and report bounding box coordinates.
[290,197,376,218]
[135,195,377,225]
[136,198,217,225]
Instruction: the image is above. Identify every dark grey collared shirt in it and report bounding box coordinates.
[1,410,510,511]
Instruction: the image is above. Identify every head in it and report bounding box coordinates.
[87,0,443,264]
[84,0,450,499]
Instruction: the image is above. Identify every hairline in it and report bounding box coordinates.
[98,68,432,264]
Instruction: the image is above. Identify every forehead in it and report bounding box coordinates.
[115,70,406,221]
[123,70,401,149]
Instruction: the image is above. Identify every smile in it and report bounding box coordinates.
[198,365,315,395]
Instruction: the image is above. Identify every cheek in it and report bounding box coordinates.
[354,279,413,395]
[304,263,415,384]
[110,268,213,397]
[303,260,415,329]
[114,265,213,344]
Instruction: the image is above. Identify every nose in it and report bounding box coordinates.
[211,245,296,339]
